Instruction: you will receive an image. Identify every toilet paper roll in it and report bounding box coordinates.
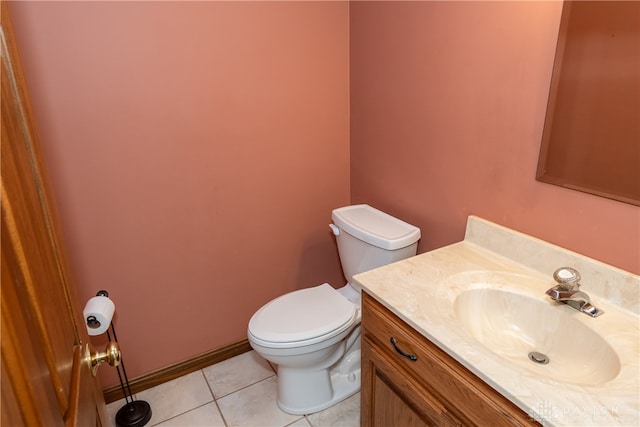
[83,295,115,336]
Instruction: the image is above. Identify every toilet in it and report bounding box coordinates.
[247,204,420,415]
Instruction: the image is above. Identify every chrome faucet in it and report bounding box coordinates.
[545,267,603,317]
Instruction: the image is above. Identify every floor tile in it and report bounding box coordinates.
[305,392,360,427]
[137,371,214,425]
[216,376,302,427]
[153,402,226,427]
[203,350,275,398]
[105,397,130,427]
[104,350,362,427]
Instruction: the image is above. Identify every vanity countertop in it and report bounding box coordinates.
[353,216,639,427]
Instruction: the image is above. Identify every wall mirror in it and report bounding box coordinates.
[537,0,639,206]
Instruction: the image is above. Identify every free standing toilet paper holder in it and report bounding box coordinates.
[90,290,152,427]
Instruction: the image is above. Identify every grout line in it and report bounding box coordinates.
[200,369,230,427]
[146,370,225,427]
[284,416,309,427]
[213,399,229,427]
[214,374,276,401]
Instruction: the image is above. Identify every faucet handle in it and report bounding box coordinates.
[553,267,581,290]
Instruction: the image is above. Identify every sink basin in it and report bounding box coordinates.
[453,288,621,386]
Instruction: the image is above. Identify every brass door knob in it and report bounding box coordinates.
[90,342,121,376]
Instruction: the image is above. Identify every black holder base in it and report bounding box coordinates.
[115,400,152,427]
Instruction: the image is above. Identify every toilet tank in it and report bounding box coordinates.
[331,204,421,291]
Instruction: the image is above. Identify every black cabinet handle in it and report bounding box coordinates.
[390,337,418,361]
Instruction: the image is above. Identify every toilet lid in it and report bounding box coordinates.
[248,283,356,344]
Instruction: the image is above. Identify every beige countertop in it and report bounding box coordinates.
[353,216,639,427]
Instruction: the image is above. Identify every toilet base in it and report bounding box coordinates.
[276,349,361,415]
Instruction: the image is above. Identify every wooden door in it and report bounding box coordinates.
[1,2,109,426]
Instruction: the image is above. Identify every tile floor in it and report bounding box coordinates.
[106,351,360,427]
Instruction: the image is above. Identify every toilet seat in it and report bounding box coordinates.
[248,283,357,349]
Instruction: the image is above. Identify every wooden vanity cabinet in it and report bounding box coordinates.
[361,292,540,427]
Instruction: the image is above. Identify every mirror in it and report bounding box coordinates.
[537,1,639,206]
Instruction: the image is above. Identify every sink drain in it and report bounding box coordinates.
[528,351,549,365]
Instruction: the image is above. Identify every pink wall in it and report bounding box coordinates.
[350,1,639,275]
[9,1,349,387]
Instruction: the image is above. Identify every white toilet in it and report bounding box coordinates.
[247,204,420,415]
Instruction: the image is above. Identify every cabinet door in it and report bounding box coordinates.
[361,336,462,427]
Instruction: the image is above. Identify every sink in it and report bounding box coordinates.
[453,288,621,386]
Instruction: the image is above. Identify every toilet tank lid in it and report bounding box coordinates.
[332,204,420,250]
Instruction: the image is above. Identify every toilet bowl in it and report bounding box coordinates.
[247,204,420,415]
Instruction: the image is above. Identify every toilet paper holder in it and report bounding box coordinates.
[87,290,152,427]
[86,315,104,331]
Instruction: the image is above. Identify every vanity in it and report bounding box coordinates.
[354,216,639,427]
